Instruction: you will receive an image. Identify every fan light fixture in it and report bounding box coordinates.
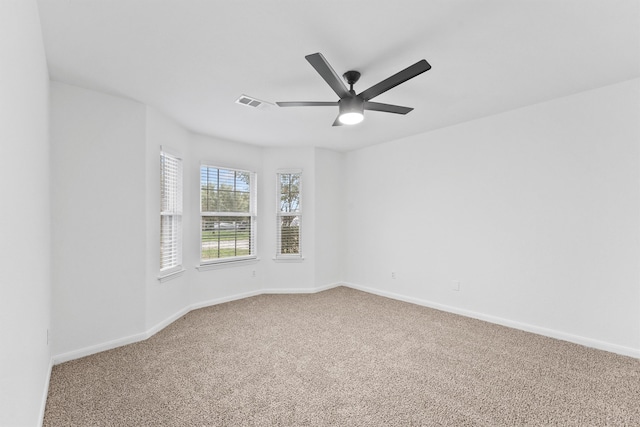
[338,112,364,125]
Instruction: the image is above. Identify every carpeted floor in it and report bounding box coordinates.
[44,286,640,426]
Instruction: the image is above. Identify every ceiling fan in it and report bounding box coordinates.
[277,52,431,126]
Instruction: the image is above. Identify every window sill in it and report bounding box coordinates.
[197,257,260,271]
[272,256,305,263]
[157,268,186,283]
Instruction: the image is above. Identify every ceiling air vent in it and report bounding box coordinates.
[235,95,273,110]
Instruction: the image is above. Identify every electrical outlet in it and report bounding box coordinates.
[391,272,396,279]
[252,270,256,278]
[452,280,460,291]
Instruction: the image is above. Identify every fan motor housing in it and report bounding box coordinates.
[338,95,364,115]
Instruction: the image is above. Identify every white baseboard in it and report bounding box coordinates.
[53,330,148,364]
[53,281,637,365]
[262,282,341,294]
[343,282,640,359]
[38,357,53,427]
[52,283,342,365]
[145,306,192,338]
[189,289,263,311]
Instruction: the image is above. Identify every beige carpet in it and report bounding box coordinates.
[44,286,640,426]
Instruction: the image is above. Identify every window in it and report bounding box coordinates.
[200,165,256,263]
[276,170,302,258]
[160,149,183,275]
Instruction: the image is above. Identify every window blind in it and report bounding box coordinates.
[200,165,256,263]
[276,171,301,258]
[160,150,183,272]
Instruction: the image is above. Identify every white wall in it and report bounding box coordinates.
[315,148,345,287]
[345,79,640,355]
[261,147,317,291]
[188,134,265,304]
[0,1,51,425]
[144,107,191,330]
[48,81,349,365]
[51,82,147,357]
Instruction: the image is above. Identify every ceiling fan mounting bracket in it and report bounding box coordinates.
[343,70,361,89]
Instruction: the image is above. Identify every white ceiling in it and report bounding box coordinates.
[37,0,640,152]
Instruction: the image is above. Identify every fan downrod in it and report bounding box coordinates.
[343,70,361,92]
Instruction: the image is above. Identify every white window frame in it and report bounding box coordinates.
[159,147,184,279]
[199,164,257,266]
[275,169,303,260]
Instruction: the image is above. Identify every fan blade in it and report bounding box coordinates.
[358,59,431,101]
[276,101,338,107]
[332,116,344,127]
[305,53,350,99]
[364,101,413,115]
